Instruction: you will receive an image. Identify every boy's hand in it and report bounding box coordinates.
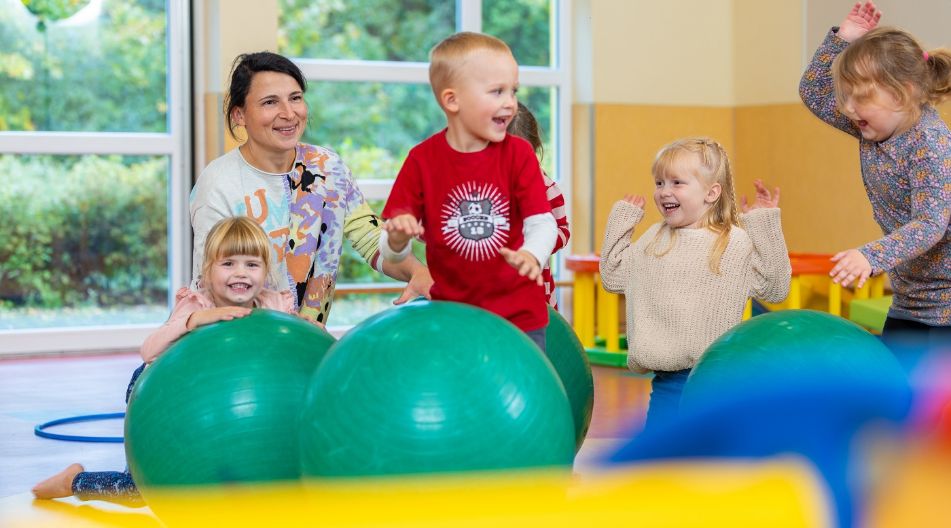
[622,195,646,208]
[838,1,881,42]
[741,179,781,212]
[384,214,424,251]
[186,306,252,330]
[500,248,544,286]
[830,249,873,287]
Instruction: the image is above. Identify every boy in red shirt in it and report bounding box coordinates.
[380,32,557,351]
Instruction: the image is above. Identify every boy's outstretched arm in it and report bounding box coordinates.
[500,248,544,286]
[501,212,558,286]
[380,214,424,262]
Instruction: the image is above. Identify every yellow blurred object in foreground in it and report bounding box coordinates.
[5,459,832,527]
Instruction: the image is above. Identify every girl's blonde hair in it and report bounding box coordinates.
[833,27,951,121]
[646,137,739,274]
[200,216,272,286]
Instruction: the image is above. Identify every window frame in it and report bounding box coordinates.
[292,0,573,330]
[0,0,192,356]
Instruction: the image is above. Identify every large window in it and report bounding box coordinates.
[278,0,570,326]
[0,0,190,354]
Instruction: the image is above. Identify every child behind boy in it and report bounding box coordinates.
[31,216,299,505]
[507,101,571,310]
[380,32,557,351]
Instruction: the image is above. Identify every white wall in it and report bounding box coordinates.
[806,0,951,53]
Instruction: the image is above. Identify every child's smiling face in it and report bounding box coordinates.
[207,254,267,308]
[653,153,721,229]
[443,49,519,152]
[839,83,912,142]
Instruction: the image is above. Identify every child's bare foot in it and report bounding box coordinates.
[32,463,83,499]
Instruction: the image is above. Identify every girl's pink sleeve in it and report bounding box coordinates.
[139,288,210,364]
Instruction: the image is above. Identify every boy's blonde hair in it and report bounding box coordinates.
[647,137,740,275]
[833,27,951,121]
[429,32,513,105]
[200,216,272,286]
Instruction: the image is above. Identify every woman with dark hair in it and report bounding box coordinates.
[191,52,431,325]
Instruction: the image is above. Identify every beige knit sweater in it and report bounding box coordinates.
[599,202,791,372]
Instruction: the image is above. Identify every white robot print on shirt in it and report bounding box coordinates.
[442,182,510,261]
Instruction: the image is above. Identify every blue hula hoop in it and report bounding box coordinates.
[34,412,125,443]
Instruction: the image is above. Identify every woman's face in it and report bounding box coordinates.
[232,71,307,158]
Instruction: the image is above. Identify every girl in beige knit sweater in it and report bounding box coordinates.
[599,137,791,432]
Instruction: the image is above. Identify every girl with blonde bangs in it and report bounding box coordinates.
[200,215,274,290]
[646,138,740,275]
[33,216,302,506]
[600,137,791,433]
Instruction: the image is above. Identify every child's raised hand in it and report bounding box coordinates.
[384,214,424,250]
[185,306,252,330]
[838,1,881,42]
[741,179,781,212]
[829,249,873,287]
[500,248,544,286]
[621,195,646,208]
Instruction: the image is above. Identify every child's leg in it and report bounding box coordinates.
[125,363,146,404]
[32,463,84,499]
[642,369,691,433]
[72,469,143,506]
[524,327,547,353]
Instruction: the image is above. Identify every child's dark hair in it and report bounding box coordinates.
[833,27,951,117]
[507,101,544,162]
[224,52,307,139]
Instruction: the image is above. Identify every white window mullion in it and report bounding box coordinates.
[457,0,482,32]
[168,0,191,295]
[356,180,398,202]
[0,132,175,155]
[296,59,430,84]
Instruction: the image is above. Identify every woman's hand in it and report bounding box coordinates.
[393,265,434,305]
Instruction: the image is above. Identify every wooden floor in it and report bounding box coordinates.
[0,352,650,506]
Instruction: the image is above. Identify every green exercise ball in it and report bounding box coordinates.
[544,306,594,451]
[299,301,575,477]
[126,309,335,494]
[681,310,906,410]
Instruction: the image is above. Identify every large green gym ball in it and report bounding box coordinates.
[126,309,335,494]
[299,301,576,477]
[681,310,906,410]
[544,306,594,451]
